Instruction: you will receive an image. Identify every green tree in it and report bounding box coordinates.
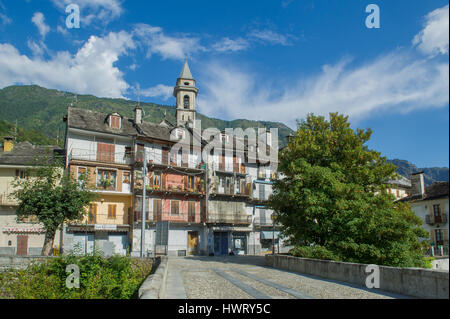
[269,113,427,267]
[11,155,97,256]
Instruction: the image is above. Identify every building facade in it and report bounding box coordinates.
[400,172,449,256]
[0,138,63,256]
[61,60,285,257]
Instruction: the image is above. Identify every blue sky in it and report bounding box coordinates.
[0,0,448,168]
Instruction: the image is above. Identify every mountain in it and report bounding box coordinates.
[388,159,449,186]
[0,119,57,146]
[0,85,293,147]
[1,85,448,184]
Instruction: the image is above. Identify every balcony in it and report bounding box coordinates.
[135,181,206,196]
[253,219,274,227]
[210,179,252,198]
[70,149,132,165]
[425,214,448,225]
[134,211,200,224]
[206,213,252,225]
[0,193,17,206]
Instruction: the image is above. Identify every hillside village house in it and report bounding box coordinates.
[386,175,411,200]
[400,172,449,256]
[0,138,63,255]
[63,60,286,257]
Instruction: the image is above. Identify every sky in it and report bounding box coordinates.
[0,0,448,168]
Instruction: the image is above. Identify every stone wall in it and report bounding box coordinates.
[0,255,55,270]
[266,255,449,299]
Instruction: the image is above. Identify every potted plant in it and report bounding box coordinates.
[102,178,113,189]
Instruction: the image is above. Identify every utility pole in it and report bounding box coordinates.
[140,149,147,258]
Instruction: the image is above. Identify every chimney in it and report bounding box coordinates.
[134,106,143,125]
[266,128,272,148]
[2,137,14,152]
[411,172,425,197]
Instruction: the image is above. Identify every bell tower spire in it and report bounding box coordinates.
[174,59,198,128]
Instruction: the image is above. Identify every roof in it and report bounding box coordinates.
[67,107,276,160]
[398,181,449,203]
[67,107,195,144]
[0,142,64,166]
[387,175,412,188]
[179,59,194,80]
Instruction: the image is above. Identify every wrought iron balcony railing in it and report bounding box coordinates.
[70,149,132,165]
[206,213,252,225]
[425,213,448,225]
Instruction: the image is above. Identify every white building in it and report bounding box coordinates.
[400,172,449,256]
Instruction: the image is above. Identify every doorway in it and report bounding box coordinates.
[17,235,28,256]
[214,232,229,255]
[187,231,199,255]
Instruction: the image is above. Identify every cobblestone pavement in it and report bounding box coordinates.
[164,256,412,299]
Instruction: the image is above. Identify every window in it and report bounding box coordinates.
[123,171,131,184]
[183,95,190,109]
[184,82,190,85]
[77,167,87,185]
[89,204,97,224]
[124,147,132,161]
[152,171,162,188]
[187,176,195,190]
[110,115,121,129]
[435,229,444,245]
[108,204,117,219]
[188,202,195,222]
[153,199,162,221]
[433,204,442,217]
[97,169,117,190]
[97,142,115,163]
[171,200,180,215]
[15,170,27,180]
[259,184,265,200]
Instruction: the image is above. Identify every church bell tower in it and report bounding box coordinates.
[174,59,198,128]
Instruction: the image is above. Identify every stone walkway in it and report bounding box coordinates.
[161,256,412,299]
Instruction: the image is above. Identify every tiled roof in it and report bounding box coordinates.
[0,142,64,166]
[387,175,412,188]
[67,107,175,142]
[398,181,449,203]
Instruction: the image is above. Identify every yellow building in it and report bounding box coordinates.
[0,138,63,256]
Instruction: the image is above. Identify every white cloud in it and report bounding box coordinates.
[51,0,123,26]
[31,12,50,39]
[0,12,10,25]
[197,53,448,128]
[212,37,249,52]
[0,1,11,25]
[248,29,293,46]
[56,25,69,36]
[413,4,449,56]
[134,24,205,61]
[0,31,135,98]
[141,84,174,101]
[27,40,48,57]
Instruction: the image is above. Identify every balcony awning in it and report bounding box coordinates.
[260,231,280,239]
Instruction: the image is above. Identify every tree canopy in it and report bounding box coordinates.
[269,113,427,267]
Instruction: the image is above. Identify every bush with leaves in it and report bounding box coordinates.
[0,253,152,299]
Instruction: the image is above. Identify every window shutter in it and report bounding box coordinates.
[443,229,448,242]
[430,230,435,243]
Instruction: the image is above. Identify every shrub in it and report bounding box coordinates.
[289,245,340,261]
[0,253,152,299]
